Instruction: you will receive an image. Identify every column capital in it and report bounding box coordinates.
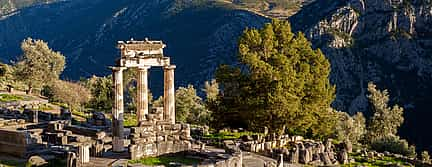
[137,66,151,71]
[163,65,176,70]
[110,66,127,71]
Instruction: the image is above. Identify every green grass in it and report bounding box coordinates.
[0,94,25,102]
[72,110,90,119]
[104,113,137,127]
[203,131,261,140]
[129,155,201,166]
[124,113,138,127]
[51,102,68,108]
[343,152,413,167]
[37,103,54,111]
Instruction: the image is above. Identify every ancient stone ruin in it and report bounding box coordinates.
[0,39,244,167]
[111,39,192,159]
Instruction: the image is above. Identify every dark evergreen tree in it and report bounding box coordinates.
[213,19,336,137]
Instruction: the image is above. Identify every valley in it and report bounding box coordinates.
[1,0,432,152]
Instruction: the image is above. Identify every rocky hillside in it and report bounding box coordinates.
[0,0,268,93]
[1,0,432,151]
[0,0,56,17]
[290,0,432,151]
[223,0,315,19]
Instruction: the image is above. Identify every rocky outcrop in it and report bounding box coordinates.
[0,0,57,17]
[2,0,432,152]
[291,0,432,151]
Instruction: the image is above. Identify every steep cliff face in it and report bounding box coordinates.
[0,0,268,93]
[2,0,432,151]
[291,0,432,151]
[0,0,16,16]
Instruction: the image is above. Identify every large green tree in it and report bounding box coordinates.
[14,38,65,94]
[175,85,209,125]
[213,19,336,137]
[83,75,113,112]
[0,63,16,89]
[366,82,404,142]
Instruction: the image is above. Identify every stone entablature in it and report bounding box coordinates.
[118,39,165,56]
[119,56,170,68]
[117,39,168,67]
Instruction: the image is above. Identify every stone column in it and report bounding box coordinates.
[136,66,150,123]
[163,65,176,124]
[78,143,90,164]
[66,152,77,167]
[32,110,38,123]
[112,67,126,152]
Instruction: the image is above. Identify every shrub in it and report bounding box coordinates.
[370,135,416,158]
[334,111,366,144]
[420,151,430,163]
[47,80,91,111]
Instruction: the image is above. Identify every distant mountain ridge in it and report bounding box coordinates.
[0,0,268,93]
[1,0,432,152]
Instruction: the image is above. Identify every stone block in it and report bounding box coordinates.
[264,142,272,152]
[157,136,164,142]
[17,119,26,124]
[131,127,143,134]
[28,156,48,166]
[173,124,181,130]
[91,140,104,157]
[131,138,146,145]
[59,135,68,145]
[130,133,140,139]
[320,152,332,165]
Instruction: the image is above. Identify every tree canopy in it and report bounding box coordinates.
[366,82,404,142]
[83,75,113,112]
[212,19,336,137]
[176,85,209,125]
[203,79,219,102]
[48,80,91,111]
[335,111,366,144]
[14,38,65,93]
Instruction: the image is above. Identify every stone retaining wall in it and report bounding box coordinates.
[128,121,192,160]
[0,128,45,157]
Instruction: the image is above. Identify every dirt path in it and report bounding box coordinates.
[243,152,277,167]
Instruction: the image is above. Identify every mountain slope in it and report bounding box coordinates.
[2,0,432,151]
[0,0,268,93]
[0,0,56,17]
[291,0,432,151]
